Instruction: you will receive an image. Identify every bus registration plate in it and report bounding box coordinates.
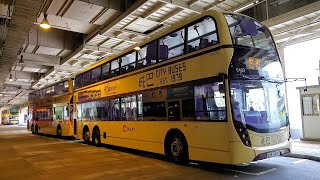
[267,151,280,158]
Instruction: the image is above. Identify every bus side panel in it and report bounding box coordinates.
[37,120,50,134]
[76,121,231,163]
[60,120,74,136]
[188,148,230,164]
[187,122,230,163]
[230,142,256,164]
[79,121,166,154]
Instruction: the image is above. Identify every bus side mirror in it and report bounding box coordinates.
[219,84,225,93]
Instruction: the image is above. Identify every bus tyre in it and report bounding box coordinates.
[167,133,189,164]
[57,126,62,138]
[92,129,101,147]
[35,125,39,135]
[83,128,90,144]
[31,125,35,134]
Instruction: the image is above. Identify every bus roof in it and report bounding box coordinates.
[30,78,70,93]
[75,9,226,76]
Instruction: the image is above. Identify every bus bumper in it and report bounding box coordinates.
[253,141,291,161]
[230,140,291,164]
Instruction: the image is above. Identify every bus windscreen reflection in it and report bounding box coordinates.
[230,80,288,132]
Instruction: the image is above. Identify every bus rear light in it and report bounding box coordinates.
[234,121,252,147]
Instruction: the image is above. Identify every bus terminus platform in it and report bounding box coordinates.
[28,10,291,165]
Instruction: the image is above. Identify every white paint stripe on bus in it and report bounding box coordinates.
[292,159,307,164]
[224,168,277,176]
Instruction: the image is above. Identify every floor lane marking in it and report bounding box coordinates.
[13,141,73,148]
[223,168,277,176]
[292,159,307,164]
[69,140,83,143]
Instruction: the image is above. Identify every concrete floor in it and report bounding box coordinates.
[0,125,319,180]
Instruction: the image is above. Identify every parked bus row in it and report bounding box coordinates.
[27,10,291,165]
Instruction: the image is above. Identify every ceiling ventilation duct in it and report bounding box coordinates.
[0,0,45,86]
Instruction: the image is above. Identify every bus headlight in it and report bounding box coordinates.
[234,120,252,147]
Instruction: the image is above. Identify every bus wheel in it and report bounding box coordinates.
[167,133,189,164]
[35,125,39,135]
[92,129,101,147]
[57,126,62,138]
[31,125,35,134]
[83,128,90,144]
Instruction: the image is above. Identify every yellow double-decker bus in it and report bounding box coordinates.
[72,10,290,164]
[28,79,74,137]
[1,110,9,125]
[1,108,20,125]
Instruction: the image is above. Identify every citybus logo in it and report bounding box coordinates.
[104,84,117,94]
[122,125,135,132]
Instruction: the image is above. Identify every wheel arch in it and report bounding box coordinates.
[83,125,89,134]
[93,125,100,133]
[164,128,189,156]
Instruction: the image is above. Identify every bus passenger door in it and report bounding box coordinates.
[168,101,180,121]
[70,104,77,135]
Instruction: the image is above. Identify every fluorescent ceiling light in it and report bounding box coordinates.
[234,3,254,12]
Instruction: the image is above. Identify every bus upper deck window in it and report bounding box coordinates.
[82,71,91,87]
[187,17,218,52]
[146,41,157,65]
[75,75,82,89]
[102,63,110,80]
[110,60,120,77]
[120,52,136,74]
[91,66,101,83]
[160,28,184,60]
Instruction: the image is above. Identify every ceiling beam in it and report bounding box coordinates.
[274,22,320,44]
[0,0,45,86]
[158,0,202,14]
[0,0,13,5]
[159,8,183,23]
[77,0,122,9]
[272,18,320,34]
[23,25,79,54]
[142,2,165,19]
[83,44,121,54]
[61,0,148,65]
[187,0,198,6]
[99,0,148,38]
[14,63,50,73]
[227,0,258,12]
[21,53,60,66]
[263,0,320,28]
[277,31,320,47]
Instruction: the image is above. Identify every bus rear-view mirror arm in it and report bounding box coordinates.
[285,77,307,92]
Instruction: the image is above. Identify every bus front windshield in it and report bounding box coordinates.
[224,14,288,132]
[230,80,287,132]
